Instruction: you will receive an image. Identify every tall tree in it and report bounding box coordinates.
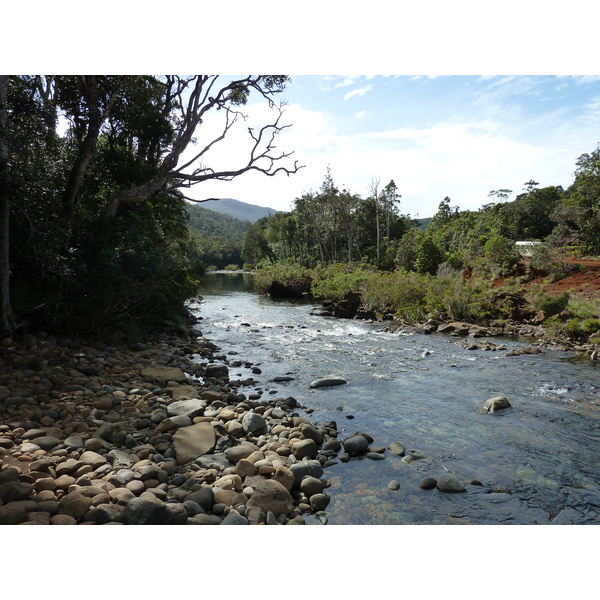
[367,177,382,265]
[4,75,301,333]
[0,75,16,335]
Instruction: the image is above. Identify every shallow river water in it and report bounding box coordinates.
[191,272,600,525]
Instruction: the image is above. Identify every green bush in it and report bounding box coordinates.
[532,291,570,317]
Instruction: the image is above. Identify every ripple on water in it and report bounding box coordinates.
[198,275,600,525]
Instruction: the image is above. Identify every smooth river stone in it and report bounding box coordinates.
[435,473,466,493]
[309,378,347,389]
[172,422,216,464]
[483,396,512,413]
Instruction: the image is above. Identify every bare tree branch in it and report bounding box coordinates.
[106,76,304,218]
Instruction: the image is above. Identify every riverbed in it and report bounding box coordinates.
[191,272,600,525]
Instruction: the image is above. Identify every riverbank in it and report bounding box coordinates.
[0,322,401,525]
[262,261,600,359]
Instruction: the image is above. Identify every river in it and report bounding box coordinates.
[190,272,600,525]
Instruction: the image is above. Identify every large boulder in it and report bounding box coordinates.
[333,291,361,318]
[173,422,216,464]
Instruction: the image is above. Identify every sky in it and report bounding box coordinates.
[182,74,600,219]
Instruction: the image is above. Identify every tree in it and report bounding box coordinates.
[381,179,401,240]
[367,177,382,265]
[566,146,600,253]
[4,75,301,334]
[0,75,16,336]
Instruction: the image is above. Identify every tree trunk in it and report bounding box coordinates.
[0,75,16,336]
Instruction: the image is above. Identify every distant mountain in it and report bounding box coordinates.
[195,198,279,223]
[414,217,432,231]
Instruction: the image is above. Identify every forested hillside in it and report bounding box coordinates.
[243,149,600,278]
[185,203,251,269]
[198,198,278,223]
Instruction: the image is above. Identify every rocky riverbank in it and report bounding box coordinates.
[0,325,412,525]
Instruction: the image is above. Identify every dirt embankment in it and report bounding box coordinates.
[524,259,600,299]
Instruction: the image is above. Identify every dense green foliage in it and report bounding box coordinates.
[242,170,413,270]
[252,145,600,330]
[1,75,296,337]
[185,203,251,270]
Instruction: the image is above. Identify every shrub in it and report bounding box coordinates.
[532,291,570,317]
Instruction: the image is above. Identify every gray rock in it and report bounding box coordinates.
[309,378,347,389]
[185,487,214,511]
[300,476,326,497]
[141,365,188,385]
[183,500,205,516]
[96,423,116,440]
[167,399,206,419]
[289,460,324,487]
[246,479,294,515]
[123,497,170,525]
[32,436,61,451]
[366,452,385,460]
[300,424,324,446]
[63,435,85,449]
[245,506,266,525]
[387,441,405,456]
[165,502,188,525]
[107,449,135,469]
[172,422,216,464]
[189,514,222,525]
[388,480,400,491]
[343,435,369,455]
[195,453,230,470]
[0,467,21,485]
[419,477,437,490]
[242,411,267,435]
[0,481,33,503]
[436,473,466,493]
[205,363,229,379]
[79,451,108,469]
[402,453,426,463]
[483,396,511,413]
[225,444,260,464]
[220,513,249,525]
[292,438,318,460]
[168,414,193,428]
[309,493,330,511]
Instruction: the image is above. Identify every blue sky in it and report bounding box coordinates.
[6,3,600,221]
[187,74,600,218]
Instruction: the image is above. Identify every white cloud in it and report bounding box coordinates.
[355,110,368,119]
[344,85,372,100]
[179,77,600,219]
